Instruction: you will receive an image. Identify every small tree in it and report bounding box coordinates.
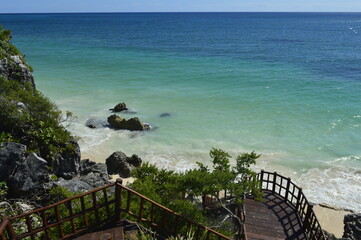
[131,148,263,239]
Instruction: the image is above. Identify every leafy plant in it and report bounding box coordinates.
[130,148,263,239]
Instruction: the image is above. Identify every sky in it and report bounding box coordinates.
[1,0,361,13]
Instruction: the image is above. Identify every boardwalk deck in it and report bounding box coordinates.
[73,220,142,240]
[244,190,307,240]
[73,225,124,240]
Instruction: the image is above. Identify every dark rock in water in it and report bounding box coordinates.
[85,118,107,129]
[110,102,128,112]
[0,142,27,182]
[8,153,50,197]
[128,154,142,168]
[107,114,150,131]
[126,117,147,131]
[343,213,361,240]
[52,140,81,179]
[106,151,143,178]
[159,113,171,117]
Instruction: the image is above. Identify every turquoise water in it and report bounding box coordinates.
[1,13,360,211]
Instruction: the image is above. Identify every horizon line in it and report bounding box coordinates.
[1,11,361,14]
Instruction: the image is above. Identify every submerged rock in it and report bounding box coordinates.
[159,113,171,117]
[85,118,108,129]
[107,114,150,131]
[106,151,143,178]
[110,102,128,112]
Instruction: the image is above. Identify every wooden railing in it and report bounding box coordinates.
[257,170,327,240]
[115,179,232,240]
[0,179,232,240]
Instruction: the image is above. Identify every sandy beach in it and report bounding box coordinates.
[314,204,353,238]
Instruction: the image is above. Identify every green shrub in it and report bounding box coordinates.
[0,76,76,161]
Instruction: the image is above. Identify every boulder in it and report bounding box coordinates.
[107,115,149,131]
[110,102,128,112]
[0,56,35,88]
[79,159,109,187]
[52,140,81,179]
[85,118,107,129]
[108,114,125,128]
[343,213,361,240]
[106,151,132,177]
[128,154,142,167]
[0,142,27,182]
[54,178,93,193]
[106,151,143,178]
[8,153,50,197]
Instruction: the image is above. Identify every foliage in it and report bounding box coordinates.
[131,148,263,238]
[0,76,76,161]
[0,181,8,200]
[48,186,76,203]
[0,25,22,63]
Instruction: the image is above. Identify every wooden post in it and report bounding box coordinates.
[115,178,123,221]
[303,204,313,231]
[4,219,16,240]
[272,172,277,193]
[296,188,302,212]
[284,177,291,202]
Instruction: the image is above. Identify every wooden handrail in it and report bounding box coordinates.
[0,179,232,240]
[257,170,327,240]
[115,179,232,240]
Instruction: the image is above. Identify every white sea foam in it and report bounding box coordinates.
[297,158,361,212]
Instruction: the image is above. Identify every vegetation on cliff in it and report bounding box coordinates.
[0,25,76,164]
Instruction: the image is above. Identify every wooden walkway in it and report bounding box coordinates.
[73,220,141,240]
[244,190,307,240]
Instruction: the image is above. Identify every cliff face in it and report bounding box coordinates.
[0,56,35,88]
[0,26,35,88]
[0,26,82,197]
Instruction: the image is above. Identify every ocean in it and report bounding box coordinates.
[0,12,360,211]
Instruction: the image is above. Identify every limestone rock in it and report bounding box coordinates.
[107,114,149,131]
[52,140,81,179]
[54,178,93,193]
[128,154,142,167]
[79,159,109,187]
[0,56,35,88]
[8,153,50,197]
[0,142,27,182]
[106,151,143,178]
[343,213,361,240]
[111,102,128,112]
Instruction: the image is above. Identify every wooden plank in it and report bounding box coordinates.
[244,190,307,240]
